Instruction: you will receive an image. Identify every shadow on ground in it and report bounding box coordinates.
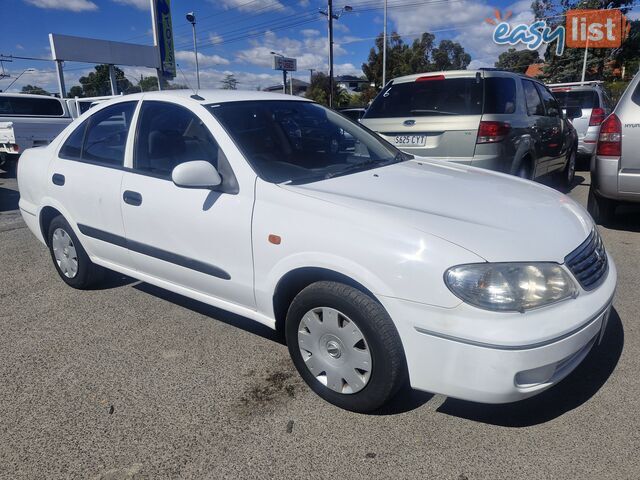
[436,308,624,427]
[0,186,19,213]
[133,282,283,344]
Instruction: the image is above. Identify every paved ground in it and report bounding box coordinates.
[1,168,639,479]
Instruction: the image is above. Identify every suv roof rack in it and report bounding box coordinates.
[546,81,603,88]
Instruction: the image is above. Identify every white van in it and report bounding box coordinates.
[0,93,72,172]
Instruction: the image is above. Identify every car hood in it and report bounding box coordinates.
[281,159,593,263]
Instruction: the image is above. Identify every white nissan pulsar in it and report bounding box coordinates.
[17,91,616,412]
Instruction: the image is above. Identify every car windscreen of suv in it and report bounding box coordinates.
[209,100,405,184]
[552,90,599,109]
[364,76,516,118]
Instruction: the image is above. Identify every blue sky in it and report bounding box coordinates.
[1,0,637,93]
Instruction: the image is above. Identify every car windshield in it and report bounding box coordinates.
[552,90,599,109]
[208,100,407,184]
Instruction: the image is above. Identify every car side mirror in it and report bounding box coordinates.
[562,107,582,120]
[171,161,222,189]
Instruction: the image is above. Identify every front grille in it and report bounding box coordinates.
[565,230,608,290]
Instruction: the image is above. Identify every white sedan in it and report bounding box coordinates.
[17,90,616,412]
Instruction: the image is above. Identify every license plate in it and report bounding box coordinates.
[394,135,427,146]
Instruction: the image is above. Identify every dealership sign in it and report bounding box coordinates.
[273,56,297,72]
[151,0,176,79]
[488,8,630,56]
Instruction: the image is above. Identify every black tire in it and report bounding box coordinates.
[285,281,407,413]
[558,149,576,191]
[47,215,104,289]
[587,186,616,226]
[515,157,532,180]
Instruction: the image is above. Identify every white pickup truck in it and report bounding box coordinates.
[0,93,73,173]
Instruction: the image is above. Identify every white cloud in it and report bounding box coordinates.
[298,0,310,6]
[111,0,148,9]
[209,33,223,45]
[301,29,320,37]
[176,50,230,67]
[390,0,539,69]
[236,30,358,75]
[15,44,25,50]
[212,0,285,12]
[334,22,350,33]
[24,0,98,12]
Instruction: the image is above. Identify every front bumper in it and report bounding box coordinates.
[577,137,596,155]
[381,254,617,403]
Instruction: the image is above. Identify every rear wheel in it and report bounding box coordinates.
[286,281,407,413]
[558,149,576,190]
[515,157,532,180]
[47,215,104,289]
[587,186,616,225]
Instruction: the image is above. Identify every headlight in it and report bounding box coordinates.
[445,263,578,312]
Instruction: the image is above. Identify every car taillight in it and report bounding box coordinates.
[596,113,621,156]
[476,121,510,144]
[416,75,445,82]
[589,107,606,126]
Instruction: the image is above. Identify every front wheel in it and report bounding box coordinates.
[559,149,576,190]
[286,281,407,413]
[47,215,104,289]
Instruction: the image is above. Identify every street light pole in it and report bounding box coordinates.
[382,0,387,88]
[186,12,200,90]
[328,0,335,107]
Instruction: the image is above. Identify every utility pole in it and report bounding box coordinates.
[320,3,352,108]
[382,0,387,88]
[309,68,314,83]
[327,0,335,107]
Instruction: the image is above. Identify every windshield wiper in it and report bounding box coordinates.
[409,109,459,115]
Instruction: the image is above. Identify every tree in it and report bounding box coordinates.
[495,48,541,73]
[21,85,50,95]
[71,64,133,97]
[305,72,351,107]
[362,32,470,89]
[68,85,84,98]
[221,74,238,90]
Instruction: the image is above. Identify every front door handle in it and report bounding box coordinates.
[123,190,142,206]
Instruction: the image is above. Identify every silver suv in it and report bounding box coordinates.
[549,81,612,159]
[360,69,578,187]
[589,73,640,224]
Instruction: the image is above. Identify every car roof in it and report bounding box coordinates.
[99,89,312,105]
[388,69,525,84]
[0,92,64,101]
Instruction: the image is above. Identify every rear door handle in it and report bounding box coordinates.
[52,173,65,186]
[123,190,142,206]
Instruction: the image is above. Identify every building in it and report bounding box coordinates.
[335,75,369,94]
[263,78,309,96]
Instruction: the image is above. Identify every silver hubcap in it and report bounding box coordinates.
[52,228,78,279]
[298,307,372,394]
[568,153,576,182]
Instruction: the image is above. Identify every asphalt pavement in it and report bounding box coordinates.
[0,168,639,479]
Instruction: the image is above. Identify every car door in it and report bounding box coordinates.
[535,83,566,173]
[48,101,137,267]
[521,79,552,177]
[119,100,255,308]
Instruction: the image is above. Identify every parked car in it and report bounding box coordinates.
[338,107,366,122]
[0,93,72,173]
[589,73,640,224]
[18,91,616,412]
[360,69,579,188]
[549,81,612,160]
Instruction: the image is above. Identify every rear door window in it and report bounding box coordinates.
[536,84,561,117]
[484,77,516,114]
[522,80,545,116]
[0,96,64,116]
[364,77,483,118]
[59,101,136,166]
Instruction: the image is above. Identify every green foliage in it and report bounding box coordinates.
[306,72,351,107]
[68,85,84,98]
[362,32,471,89]
[20,85,50,95]
[70,64,133,97]
[605,80,630,104]
[495,48,541,73]
[221,74,238,90]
